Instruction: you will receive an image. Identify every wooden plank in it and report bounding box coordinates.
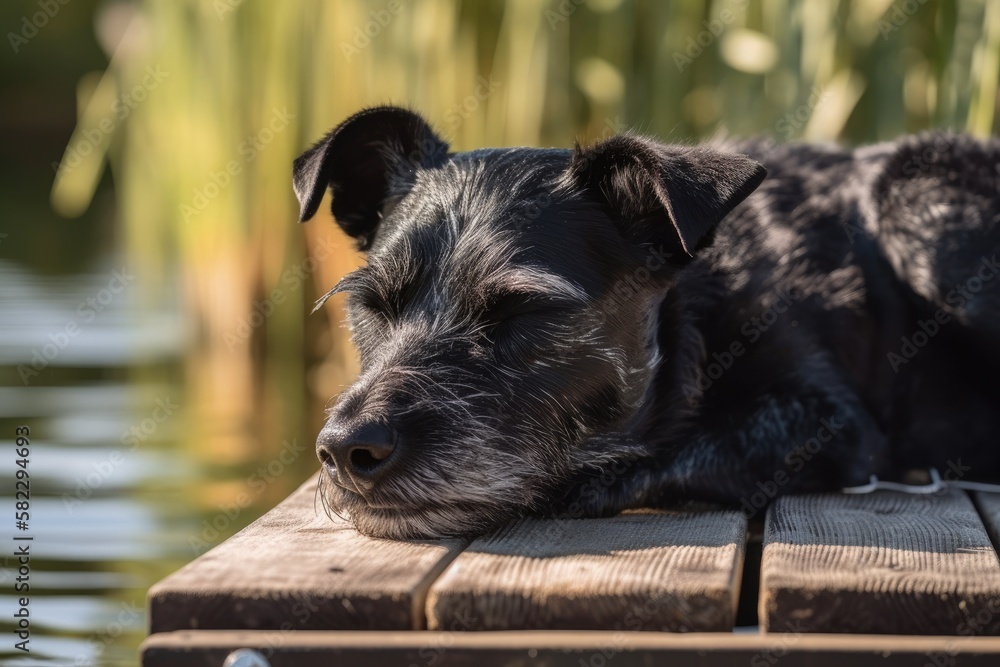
[141,629,1000,667]
[148,472,465,632]
[426,509,747,632]
[761,490,1000,634]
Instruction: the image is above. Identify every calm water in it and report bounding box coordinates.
[0,258,317,666]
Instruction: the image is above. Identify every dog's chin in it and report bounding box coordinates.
[318,473,519,540]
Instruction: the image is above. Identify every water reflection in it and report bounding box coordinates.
[0,259,318,666]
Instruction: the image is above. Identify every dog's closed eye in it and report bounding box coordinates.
[479,292,579,349]
[482,292,569,322]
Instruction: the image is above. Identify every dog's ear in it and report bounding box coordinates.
[567,134,766,256]
[293,106,449,249]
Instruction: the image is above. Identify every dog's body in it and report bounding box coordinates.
[631,134,1000,510]
[294,107,1000,538]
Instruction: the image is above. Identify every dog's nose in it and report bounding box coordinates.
[317,421,398,487]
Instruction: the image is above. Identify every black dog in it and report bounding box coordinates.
[293,106,1000,539]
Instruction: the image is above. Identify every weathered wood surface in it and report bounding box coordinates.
[141,630,1000,667]
[761,490,1000,634]
[148,473,465,632]
[426,509,747,631]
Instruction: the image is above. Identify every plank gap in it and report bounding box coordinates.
[734,520,762,629]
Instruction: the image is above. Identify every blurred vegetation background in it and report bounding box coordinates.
[45,0,1000,467]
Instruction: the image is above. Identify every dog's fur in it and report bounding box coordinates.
[294,106,1000,539]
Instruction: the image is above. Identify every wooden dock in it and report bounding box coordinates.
[141,473,1000,665]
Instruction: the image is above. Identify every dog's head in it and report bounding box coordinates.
[294,106,765,538]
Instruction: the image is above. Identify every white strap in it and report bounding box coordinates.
[841,468,1000,495]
